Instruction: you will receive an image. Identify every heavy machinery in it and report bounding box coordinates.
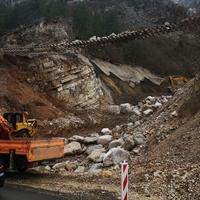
[168,76,189,93]
[0,114,65,187]
[3,112,37,138]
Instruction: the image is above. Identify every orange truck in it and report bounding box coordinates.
[0,115,65,187]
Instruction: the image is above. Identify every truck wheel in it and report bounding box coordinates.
[0,159,5,187]
[0,173,5,187]
[18,166,27,173]
[16,156,28,173]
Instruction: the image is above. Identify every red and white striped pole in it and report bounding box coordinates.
[121,161,128,200]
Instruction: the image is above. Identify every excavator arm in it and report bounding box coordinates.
[0,115,13,140]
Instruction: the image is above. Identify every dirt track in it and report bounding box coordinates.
[0,185,66,200]
[6,171,162,200]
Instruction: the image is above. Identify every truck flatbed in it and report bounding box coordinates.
[0,138,64,162]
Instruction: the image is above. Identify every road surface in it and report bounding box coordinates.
[0,185,66,200]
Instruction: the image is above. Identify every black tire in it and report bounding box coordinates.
[0,173,5,187]
[18,166,27,173]
[16,156,28,173]
[0,159,5,187]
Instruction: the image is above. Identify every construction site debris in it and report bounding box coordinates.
[103,147,130,167]
[64,141,82,155]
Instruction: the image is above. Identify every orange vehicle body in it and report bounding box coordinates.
[0,138,64,163]
[0,114,64,172]
[0,115,12,140]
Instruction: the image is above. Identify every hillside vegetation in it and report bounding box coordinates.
[0,0,199,76]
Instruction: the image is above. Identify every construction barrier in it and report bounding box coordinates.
[121,161,128,200]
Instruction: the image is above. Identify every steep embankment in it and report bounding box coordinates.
[148,74,200,165]
[92,59,165,104]
[0,59,64,119]
[125,75,200,199]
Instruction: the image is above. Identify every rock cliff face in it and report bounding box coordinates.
[24,52,164,109]
[28,53,103,109]
[2,19,167,109]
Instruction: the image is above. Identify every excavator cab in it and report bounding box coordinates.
[3,112,37,138]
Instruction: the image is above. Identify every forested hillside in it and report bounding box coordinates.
[0,0,187,37]
[0,0,199,76]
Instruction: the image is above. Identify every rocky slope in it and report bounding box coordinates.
[8,74,199,200]
[5,64,198,200]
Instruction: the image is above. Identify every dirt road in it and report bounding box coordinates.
[0,185,66,200]
[1,183,118,200]
[5,172,162,200]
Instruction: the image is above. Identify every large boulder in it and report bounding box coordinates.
[87,148,106,163]
[133,134,146,145]
[171,110,178,117]
[52,161,68,170]
[103,147,130,167]
[86,144,103,155]
[32,166,50,173]
[89,163,103,174]
[120,103,133,114]
[153,101,162,109]
[132,107,142,116]
[106,105,121,115]
[98,135,113,146]
[64,142,82,155]
[65,161,78,172]
[90,133,100,137]
[122,137,136,151]
[74,166,85,173]
[84,136,98,144]
[146,96,156,103]
[109,138,124,149]
[143,109,153,116]
[129,114,140,123]
[101,128,112,135]
[134,121,141,127]
[68,135,85,143]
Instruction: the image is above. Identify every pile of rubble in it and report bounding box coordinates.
[34,128,134,175]
[40,114,86,134]
[34,94,173,175]
[30,76,200,200]
[106,95,172,117]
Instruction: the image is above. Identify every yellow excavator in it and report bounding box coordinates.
[2,112,37,138]
[167,75,189,93]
